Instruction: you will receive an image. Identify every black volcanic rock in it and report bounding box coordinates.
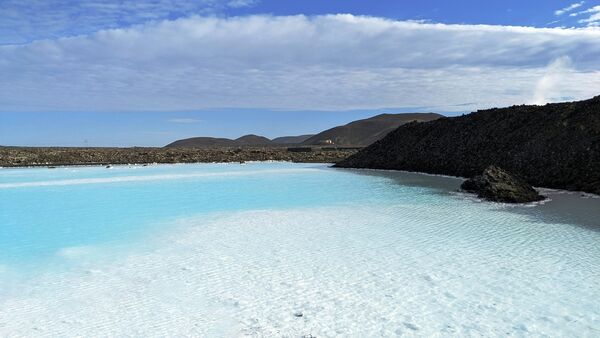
[302,113,443,147]
[461,166,544,203]
[0,147,360,167]
[335,96,600,195]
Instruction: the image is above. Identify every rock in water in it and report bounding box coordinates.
[461,166,544,203]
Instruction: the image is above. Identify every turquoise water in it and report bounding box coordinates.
[0,163,412,265]
[0,162,599,336]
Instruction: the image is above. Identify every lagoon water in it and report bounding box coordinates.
[0,162,599,336]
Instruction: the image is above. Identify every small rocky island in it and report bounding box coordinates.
[461,166,544,203]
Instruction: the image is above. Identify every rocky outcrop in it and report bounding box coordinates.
[335,96,600,195]
[461,166,544,203]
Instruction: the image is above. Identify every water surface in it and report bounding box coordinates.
[0,162,598,336]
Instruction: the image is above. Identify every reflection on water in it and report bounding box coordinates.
[344,167,600,231]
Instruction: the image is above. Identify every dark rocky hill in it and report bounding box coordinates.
[335,96,600,195]
[302,113,443,146]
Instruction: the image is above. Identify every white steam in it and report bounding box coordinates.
[532,56,573,105]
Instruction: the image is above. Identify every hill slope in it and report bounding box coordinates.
[302,113,443,146]
[165,137,238,148]
[165,113,441,148]
[235,134,273,145]
[335,96,600,195]
[271,135,314,144]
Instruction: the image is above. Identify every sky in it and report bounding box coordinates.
[1,0,600,146]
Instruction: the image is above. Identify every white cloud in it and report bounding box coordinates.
[577,5,600,26]
[227,0,258,9]
[555,1,585,16]
[1,15,599,113]
[169,118,202,123]
[0,0,259,44]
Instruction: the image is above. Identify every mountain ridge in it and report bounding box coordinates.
[271,135,315,144]
[301,113,443,146]
[165,113,442,148]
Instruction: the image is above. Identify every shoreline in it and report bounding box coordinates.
[0,146,359,168]
[4,154,599,200]
[0,160,329,170]
[337,166,600,200]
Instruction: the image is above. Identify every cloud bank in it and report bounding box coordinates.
[1,15,599,113]
[0,0,258,44]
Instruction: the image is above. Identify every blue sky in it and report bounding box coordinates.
[1,0,600,146]
[0,108,429,147]
[235,0,595,27]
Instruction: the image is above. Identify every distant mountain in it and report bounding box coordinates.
[165,137,237,148]
[235,134,273,145]
[271,135,315,144]
[165,113,441,148]
[335,96,600,195]
[302,113,443,147]
[166,135,271,148]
